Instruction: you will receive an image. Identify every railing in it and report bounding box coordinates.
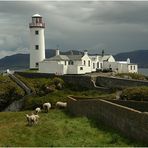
[29,23,45,28]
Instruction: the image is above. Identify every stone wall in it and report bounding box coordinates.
[16,72,148,90]
[15,72,95,89]
[96,76,148,88]
[108,100,148,112]
[67,96,148,144]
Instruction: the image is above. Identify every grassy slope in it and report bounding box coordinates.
[23,89,116,110]
[0,109,143,147]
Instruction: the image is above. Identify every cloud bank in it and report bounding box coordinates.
[0,1,148,58]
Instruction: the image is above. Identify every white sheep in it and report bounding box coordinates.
[56,101,67,109]
[35,107,41,114]
[26,113,39,125]
[43,102,51,113]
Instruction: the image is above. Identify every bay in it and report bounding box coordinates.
[138,68,148,76]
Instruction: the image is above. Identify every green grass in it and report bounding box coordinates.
[0,109,143,147]
[23,89,116,110]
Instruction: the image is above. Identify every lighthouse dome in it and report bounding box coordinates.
[32,14,42,17]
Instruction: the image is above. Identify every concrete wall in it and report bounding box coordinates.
[67,96,148,144]
[96,75,148,88]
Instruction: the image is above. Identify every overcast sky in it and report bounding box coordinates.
[0,1,148,58]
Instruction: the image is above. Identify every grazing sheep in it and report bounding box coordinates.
[35,107,41,114]
[26,113,39,125]
[43,102,51,113]
[56,101,67,109]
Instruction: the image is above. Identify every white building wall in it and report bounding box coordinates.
[128,64,138,73]
[67,65,86,74]
[108,56,115,62]
[103,62,117,71]
[77,66,89,74]
[103,62,138,73]
[117,63,128,73]
[30,28,45,69]
[91,61,96,72]
[81,55,92,73]
[39,61,66,75]
[67,65,78,74]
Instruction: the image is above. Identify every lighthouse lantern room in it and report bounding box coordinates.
[29,14,45,69]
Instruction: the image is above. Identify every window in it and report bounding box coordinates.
[97,62,99,68]
[68,60,74,65]
[133,65,135,70]
[84,60,86,66]
[100,63,103,68]
[35,45,39,50]
[35,62,39,67]
[80,67,83,70]
[88,60,90,67]
[35,30,39,35]
[131,65,132,70]
[93,63,95,69]
[65,61,67,65]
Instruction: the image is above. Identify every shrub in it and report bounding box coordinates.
[120,86,148,101]
[116,73,146,80]
[52,77,64,90]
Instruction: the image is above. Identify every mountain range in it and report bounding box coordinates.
[0,49,147,71]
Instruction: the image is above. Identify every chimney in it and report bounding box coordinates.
[84,50,88,55]
[56,48,60,56]
[70,50,73,55]
[127,58,130,64]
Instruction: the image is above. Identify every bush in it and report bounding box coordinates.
[120,86,148,101]
[116,73,146,80]
[52,77,64,90]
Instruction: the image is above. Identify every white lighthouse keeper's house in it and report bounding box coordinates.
[29,14,45,69]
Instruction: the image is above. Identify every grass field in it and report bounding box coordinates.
[0,109,144,147]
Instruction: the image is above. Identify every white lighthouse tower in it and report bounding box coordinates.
[29,14,45,69]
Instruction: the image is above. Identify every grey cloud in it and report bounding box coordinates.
[0,1,148,59]
[85,2,148,25]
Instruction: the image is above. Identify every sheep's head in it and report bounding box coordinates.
[35,115,39,119]
[25,114,29,118]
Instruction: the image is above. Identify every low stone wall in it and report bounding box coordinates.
[67,96,148,144]
[16,72,148,90]
[109,100,148,112]
[15,72,55,79]
[96,76,148,88]
[15,72,95,89]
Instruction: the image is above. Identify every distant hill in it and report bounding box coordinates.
[0,53,29,71]
[0,49,83,71]
[114,50,148,68]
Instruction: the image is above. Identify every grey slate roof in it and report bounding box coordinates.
[89,56,97,61]
[44,55,69,61]
[67,55,83,61]
[101,55,112,61]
